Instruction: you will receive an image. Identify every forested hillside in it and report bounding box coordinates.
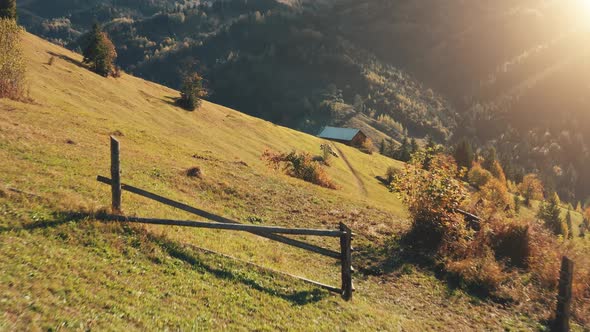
[18,0,590,203]
[19,0,457,142]
[330,0,590,203]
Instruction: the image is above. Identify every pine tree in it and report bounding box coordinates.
[423,136,443,170]
[379,139,385,155]
[537,193,565,236]
[410,138,420,156]
[453,138,473,169]
[482,147,497,171]
[425,135,436,150]
[0,0,16,20]
[179,72,205,110]
[395,137,411,162]
[83,24,117,77]
[565,210,573,239]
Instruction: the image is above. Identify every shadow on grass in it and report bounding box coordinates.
[0,210,328,305]
[46,51,88,70]
[148,233,328,306]
[162,96,200,112]
[0,211,95,233]
[162,95,179,107]
[356,227,511,303]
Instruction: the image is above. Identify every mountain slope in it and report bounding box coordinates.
[19,0,457,142]
[19,0,590,204]
[0,33,546,330]
[329,0,590,202]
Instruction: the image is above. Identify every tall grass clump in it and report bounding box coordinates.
[0,18,26,100]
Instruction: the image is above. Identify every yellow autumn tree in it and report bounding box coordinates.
[0,18,26,100]
[518,174,544,206]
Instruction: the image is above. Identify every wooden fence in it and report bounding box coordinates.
[97,137,354,300]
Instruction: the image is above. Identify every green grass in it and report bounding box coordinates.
[519,199,589,241]
[0,33,549,330]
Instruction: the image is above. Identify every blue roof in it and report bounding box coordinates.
[317,126,361,141]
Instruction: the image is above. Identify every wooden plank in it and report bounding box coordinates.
[555,256,574,332]
[456,208,481,221]
[98,214,344,237]
[340,222,353,301]
[96,175,341,258]
[110,137,121,212]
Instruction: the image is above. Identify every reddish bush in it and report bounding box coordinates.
[261,149,337,189]
[490,219,530,268]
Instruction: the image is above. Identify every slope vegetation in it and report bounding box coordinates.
[0,33,543,330]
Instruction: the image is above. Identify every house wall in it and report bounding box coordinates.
[350,132,367,147]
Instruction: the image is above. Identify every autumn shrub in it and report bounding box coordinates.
[467,162,493,189]
[261,149,337,189]
[446,253,506,295]
[359,138,375,154]
[320,144,335,165]
[490,160,507,183]
[392,152,469,252]
[475,178,513,214]
[393,150,590,324]
[518,173,544,206]
[0,18,26,100]
[490,219,530,268]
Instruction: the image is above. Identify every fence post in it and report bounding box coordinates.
[110,136,121,213]
[554,256,574,332]
[339,222,353,301]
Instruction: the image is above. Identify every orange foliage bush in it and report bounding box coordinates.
[393,151,590,324]
[490,219,530,268]
[518,173,544,205]
[359,138,375,154]
[446,254,506,294]
[475,178,513,214]
[490,160,507,183]
[261,149,337,189]
[392,153,469,252]
[468,162,493,189]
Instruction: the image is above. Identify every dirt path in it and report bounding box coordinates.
[332,144,368,197]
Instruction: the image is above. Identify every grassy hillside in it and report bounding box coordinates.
[18,0,590,205]
[0,33,552,330]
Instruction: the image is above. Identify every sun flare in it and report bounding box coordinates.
[580,0,590,13]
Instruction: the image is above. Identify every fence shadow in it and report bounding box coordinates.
[0,210,94,233]
[47,51,88,70]
[151,234,328,305]
[0,209,328,305]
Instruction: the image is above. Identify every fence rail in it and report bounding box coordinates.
[96,175,342,259]
[97,136,354,300]
[97,214,345,237]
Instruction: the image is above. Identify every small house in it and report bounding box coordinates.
[317,126,367,146]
